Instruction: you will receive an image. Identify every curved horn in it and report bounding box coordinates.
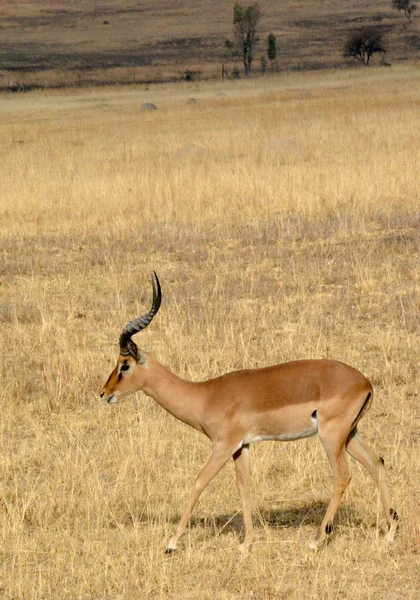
[119,271,162,356]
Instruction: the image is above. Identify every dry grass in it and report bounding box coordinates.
[0,65,419,599]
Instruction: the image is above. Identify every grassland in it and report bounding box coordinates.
[1,0,419,89]
[0,65,419,599]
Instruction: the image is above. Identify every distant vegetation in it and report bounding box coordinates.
[225,3,261,76]
[0,0,418,90]
[343,28,387,66]
[392,0,417,22]
[223,1,413,76]
[267,32,277,68]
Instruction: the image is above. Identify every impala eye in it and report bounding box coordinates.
[120,364,130,372]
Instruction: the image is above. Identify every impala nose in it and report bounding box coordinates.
[100,390,117,404]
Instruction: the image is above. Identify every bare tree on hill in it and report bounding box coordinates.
[343,28,387,66]
[225,3,261,76]
[392,0,417,23]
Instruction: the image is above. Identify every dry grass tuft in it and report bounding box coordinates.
[0,66,419,599]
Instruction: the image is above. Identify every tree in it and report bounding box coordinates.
[267,33,277,63]
[267,33,277,71]
[232,3,261,76]
[392,0,417,22]
[343,28,386,66]
[232,66,241,79]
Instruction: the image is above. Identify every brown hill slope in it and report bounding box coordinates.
[1,0,418,88]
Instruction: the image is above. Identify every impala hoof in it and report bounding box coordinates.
[385,524,398,545]
[165,547,176,555]
[238,542,252,554]
[308,539,321,551]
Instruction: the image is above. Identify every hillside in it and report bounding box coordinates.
[0,0,419,88]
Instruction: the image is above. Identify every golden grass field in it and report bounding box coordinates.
[0,64,419,599]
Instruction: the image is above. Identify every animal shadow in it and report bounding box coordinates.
[170,501,363,538]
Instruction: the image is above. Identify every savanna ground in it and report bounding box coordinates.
[0,65,419,599]
[1,0,419,89]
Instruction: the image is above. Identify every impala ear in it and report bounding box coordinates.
[137,353,146,365]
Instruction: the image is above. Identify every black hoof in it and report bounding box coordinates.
[325,521,333,535]
[165,548,176,555]
[390,508,399,522]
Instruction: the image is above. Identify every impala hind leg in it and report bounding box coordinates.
[233,445,253,553]
[165,445,233,553]
[346,431,398,543]
[309,430,352,549]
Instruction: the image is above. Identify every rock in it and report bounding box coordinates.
[141,103,157,111]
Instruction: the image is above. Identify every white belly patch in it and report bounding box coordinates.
[241,413,318,446]
[243,426,318,445]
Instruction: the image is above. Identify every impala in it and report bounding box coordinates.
[100,273,398,553]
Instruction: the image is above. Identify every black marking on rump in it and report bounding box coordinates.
[390,508,399,522]
[325,521,333,535]
[350,391,372,433]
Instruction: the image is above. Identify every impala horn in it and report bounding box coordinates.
[119,271,162,358]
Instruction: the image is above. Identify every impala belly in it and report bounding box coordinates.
[241,410,318,446]
[243,426,317,444]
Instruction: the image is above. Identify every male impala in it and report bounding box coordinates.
[101,273,398,553]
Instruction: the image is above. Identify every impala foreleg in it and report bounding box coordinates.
[165,445,233,553]
[346,431,398,543]
[233,444,253,553]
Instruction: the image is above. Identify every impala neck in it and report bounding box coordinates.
[140,354,206,433]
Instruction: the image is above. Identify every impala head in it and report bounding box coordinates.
[100,271,161,404]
